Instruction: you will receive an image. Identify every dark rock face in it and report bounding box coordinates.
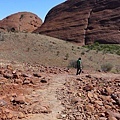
[85,0,120,44]
[34,0,120,45]
[0,12,42,33]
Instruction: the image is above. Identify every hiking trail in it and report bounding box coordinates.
[21,73,69,120]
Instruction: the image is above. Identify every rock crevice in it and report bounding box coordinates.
[84,9,93,45]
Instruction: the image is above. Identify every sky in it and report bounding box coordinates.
[0,0,66,21]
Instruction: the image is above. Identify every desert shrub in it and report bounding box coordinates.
[81,51,85,55]
[101,63,113,72]
[0,33,4,41]
[26,47,30,52]
[116,50,120,56]
[68,60,77,68]
[64,53,69,60]
[72,46,74,51]
[56,51,60,56]
[88,56,92,61]
[102,49,107,55]
[115,65,120,73]
[24,33,27,38]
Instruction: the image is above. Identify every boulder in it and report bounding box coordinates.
[14,95,26,104]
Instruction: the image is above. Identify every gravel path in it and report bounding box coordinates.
[21,72,120,120]
[21,74,68,120]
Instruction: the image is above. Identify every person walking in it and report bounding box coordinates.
[76,58,82,75]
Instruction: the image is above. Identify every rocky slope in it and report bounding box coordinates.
[34,0,120,45]
[0,62,120,120]
[0,12,42,32]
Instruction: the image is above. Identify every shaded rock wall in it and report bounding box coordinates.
[34,0,120,45]
[0,12,42,33]
[85,0,120,44]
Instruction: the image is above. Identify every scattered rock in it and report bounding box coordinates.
[0,64,119,120]
[99,117,107,120]
[85,104,94,112]
[3,73,13,79]
[7,65,13,70]
[76,78,82,81]
[87,91,94,100]
[6,113,14,119]
[83,84,94,91]
[0,99,7,107]
[86,74,92,78]
[71,97,79,104]
[108,111,120,119]
[22,73,32,77]
[33,73,41,77]
[14,95,26,104]
[108,116,117,120]
[101,87,113,96]
[18,112,25,119]
[14,79,23,84]
[111,94,120,105]
[95,100,103,106]
[23,79,30,85]
[40,79,47,83]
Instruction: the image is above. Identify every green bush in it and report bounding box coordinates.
[101,63,113,72]
[84,43,120,56]
[116,50,120,55]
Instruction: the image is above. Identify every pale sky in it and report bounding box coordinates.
[0,0,66,21]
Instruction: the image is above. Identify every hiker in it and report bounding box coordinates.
[76,58,82,75]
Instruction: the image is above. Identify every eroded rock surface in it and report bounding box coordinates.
[0,12,42,32]
[35,0,120,45]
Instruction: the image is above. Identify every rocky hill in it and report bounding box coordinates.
[34,0,120,45]
[0,12,42,32]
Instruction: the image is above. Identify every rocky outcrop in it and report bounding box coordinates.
[34,0,120,45]
[0,12,42,32]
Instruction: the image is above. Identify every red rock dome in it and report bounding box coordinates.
[0,12,42,32]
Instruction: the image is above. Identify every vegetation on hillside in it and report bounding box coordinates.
[84,42,120,55]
